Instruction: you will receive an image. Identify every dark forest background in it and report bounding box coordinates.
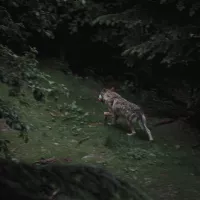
[1,0,200,130]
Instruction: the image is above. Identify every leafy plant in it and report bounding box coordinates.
[92,0,200,66]
[0,99,28,133]
[0,139,10,159]
[0,45,69,100]
[57,101,88,123]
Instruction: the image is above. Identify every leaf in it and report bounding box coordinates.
[44,30,55,39]
[46,88,52,92]
[81,0,86,5]
[160,0,167,4]
[176,1,185,11]
[12,2,19,7]
[35,12,40,17]
[71,101,77,109]
[189,2,200,17]
[48,80,55,85]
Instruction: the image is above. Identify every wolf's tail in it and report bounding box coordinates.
[137,112,154,141]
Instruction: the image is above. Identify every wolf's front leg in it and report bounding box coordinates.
[111,114,118,125]
[103,111,112,125]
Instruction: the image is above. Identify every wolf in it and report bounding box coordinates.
[98,87,154,141]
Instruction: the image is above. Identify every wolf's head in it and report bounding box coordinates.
[98,87,115,102]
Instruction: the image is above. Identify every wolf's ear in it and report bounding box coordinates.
[110,87,115,91]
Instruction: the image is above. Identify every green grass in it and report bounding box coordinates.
[1,61,200,200]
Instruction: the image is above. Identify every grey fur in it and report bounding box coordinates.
[98,88,153,141]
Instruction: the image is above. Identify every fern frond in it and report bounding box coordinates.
[190,2,200,16]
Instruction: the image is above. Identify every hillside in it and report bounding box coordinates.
[1,60,200,200]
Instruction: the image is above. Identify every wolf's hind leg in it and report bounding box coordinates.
[126,121,136,136]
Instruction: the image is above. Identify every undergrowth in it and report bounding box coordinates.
[0,57,200,199]
[0,45,70,158]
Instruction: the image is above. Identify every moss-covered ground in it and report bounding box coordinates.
[1,60,200,200]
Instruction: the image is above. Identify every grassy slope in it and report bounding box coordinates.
[1,61,200,200]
